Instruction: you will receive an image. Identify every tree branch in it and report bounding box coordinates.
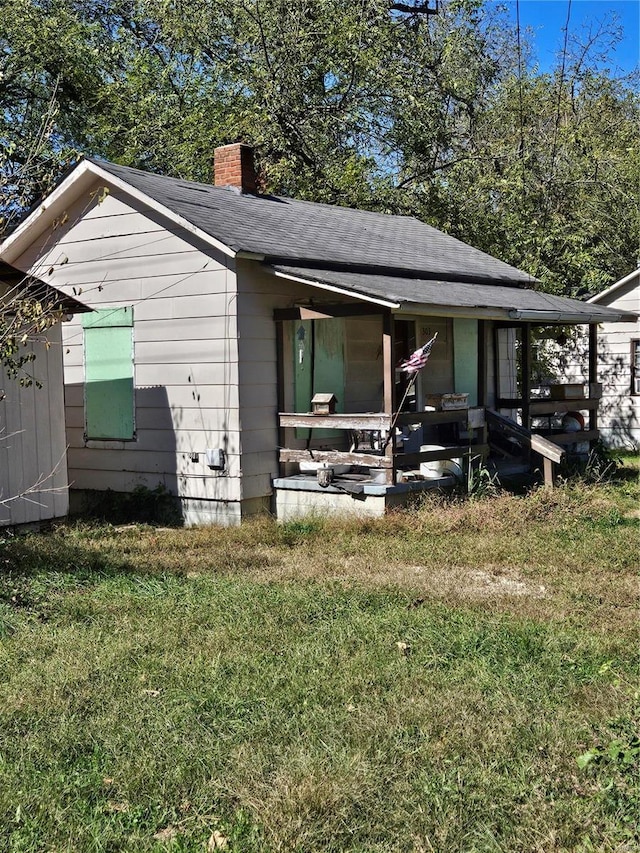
[390,2,438,15]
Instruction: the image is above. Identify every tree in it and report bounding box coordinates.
[0,266,67,390]
[0,0,111,234]
[428,70,639,296]
[1,0,501,213]
[1,0,637,295]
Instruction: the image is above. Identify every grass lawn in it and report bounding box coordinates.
[0,472,638,852]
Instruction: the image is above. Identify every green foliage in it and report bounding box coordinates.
[0,0,638,293]
[437,71,639,295]
[0,0,103,232]
[465,454,502,499]
[576,715,640,840]
[278,517,326,545]
[560,439,623,485]
[0,493,637,850]
[0,291,64,387]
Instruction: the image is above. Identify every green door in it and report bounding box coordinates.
[293,318,345,439]
[453,318,478,406]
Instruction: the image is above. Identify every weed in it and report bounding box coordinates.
[278,516,325,545]
[466,454,503,499]
[576,715,640,842]
[560,440,623,485]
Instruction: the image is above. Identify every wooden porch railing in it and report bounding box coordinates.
[278,409,488,485]
[486,409,564,487]
[497,397,600,446]
[279,408,573,488]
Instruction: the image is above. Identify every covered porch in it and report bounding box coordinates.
[271,298,606,519]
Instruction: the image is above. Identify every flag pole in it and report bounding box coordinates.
[382,373,419,452]
[381,332,438,453]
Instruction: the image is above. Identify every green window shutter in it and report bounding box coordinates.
[82,308,134,440]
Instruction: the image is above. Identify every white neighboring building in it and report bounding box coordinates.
[588,269,640,449]
[0,262,89,526]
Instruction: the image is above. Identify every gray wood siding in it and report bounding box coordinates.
[0,326,69,526]
[236,263,312,499]
[415,317,454,397]
[235,263,397,498]
[14,181,243,513]
[596,279,639,447]
[544,275,640,447]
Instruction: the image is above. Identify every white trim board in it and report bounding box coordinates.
[0,160,236,265]
[270,269,400,308]
[588,269,640,305]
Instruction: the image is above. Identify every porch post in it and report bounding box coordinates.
[492,324,500,411]
[477,319,489,450]
[589,323,598,436]
[275,319,286,477]
[521,323,532,432]
[477,319,488,407]
[382,311,395,484]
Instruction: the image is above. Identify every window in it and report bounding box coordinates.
[632,340,640,396]
[82,307,135,440]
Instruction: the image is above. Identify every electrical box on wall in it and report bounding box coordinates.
[205,448,225,470]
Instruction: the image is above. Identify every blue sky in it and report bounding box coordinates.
[490,0,640,75]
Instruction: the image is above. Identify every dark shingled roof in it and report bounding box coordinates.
[89,159,535,287]
[269,264,629,322]
[0,261,90,314]
[84,159,636,323]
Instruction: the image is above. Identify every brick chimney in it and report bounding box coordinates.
[213,143,258,193]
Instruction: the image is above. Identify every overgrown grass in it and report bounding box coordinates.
[0,476,638,852]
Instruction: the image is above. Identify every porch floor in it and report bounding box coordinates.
[273,471,459,520]
[273,471,459,497]
[272,456,535,520]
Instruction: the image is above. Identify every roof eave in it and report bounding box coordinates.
[587,268,640,304]
[397,304,636,324]
[270,268,400,309]
[266,256,533,288]
[0,159,237,265]
[506,308,638,324]
[0,263,91,314]
[394,301,513,320]
[0,161,97,264]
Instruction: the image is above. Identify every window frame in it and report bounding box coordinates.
[82,307,135,442]
[632,339,640,397]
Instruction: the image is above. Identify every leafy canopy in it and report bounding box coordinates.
[1,0,638,297]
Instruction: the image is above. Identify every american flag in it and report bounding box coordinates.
[399,332,438,374]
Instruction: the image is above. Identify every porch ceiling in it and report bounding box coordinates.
[268,264,637,324]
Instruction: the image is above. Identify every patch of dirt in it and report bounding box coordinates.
[257,554,548,602]
[402,564,547,599]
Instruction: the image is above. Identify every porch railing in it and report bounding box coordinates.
[278,408,488,485]
[278,405,577,488]
[497,395,600,446]
[486,410,564,487]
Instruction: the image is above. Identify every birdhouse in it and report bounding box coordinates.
[311,393,338,415]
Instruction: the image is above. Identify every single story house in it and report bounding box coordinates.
[0,261,88,526]
[0,144,635,524]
